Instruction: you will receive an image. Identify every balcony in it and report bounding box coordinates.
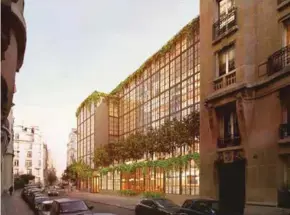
[280,123,290,139]
[267,45,290,76]
[213,70,236,91]
[217,135,241,149]
[213,7,238,41]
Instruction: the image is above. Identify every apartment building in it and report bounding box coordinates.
[76,17,201,196]
[13,125,46,185]
[200,0,290,207]
[76,94,109,191]
[1,110,14,194]
[66,128,77,166]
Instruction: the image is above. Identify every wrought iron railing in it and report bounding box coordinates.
[213,7,237,40]
[217,135,241,148]
[267,45,290,75]
[280,123,290,139]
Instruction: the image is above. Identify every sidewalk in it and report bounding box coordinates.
[1,190,34,215]
[67,191,290,215]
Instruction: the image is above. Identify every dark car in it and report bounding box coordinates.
[135,198,184,215]
[33,196,50,212]
[50,198,95,215]
[48,189,59,196]
[178,199,219,215]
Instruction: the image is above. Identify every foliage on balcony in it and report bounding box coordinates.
[110,17,199,95]
[75,91,107,117]
[96,110,200,175]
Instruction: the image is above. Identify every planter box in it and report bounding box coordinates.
[278,189,290,208]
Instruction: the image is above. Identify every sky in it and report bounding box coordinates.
[13,0,199,177]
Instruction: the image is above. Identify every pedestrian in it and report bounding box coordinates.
[9,186,13,196]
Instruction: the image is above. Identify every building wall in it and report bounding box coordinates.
[13,125,45,185]
[200,0,290,204]
[77,99,108,169]
[89,18,201,195]
[1,110,14,193]
[67,128,77,166]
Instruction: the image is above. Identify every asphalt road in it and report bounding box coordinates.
[85,201,135,215]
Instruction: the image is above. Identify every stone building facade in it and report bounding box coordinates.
[200,0,290,206]
[1,0,26,195]
[66,128,77,166]
[13,125,46,185]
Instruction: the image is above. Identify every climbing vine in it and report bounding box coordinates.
[99,152,200,175]
[75,91,107,116]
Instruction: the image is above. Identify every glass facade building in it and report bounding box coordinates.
[76,17,200,196]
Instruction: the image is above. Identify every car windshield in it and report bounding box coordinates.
[42,204,52,211]
[155,199,178,208]
[60,201,88,213]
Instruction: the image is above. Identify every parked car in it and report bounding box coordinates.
[50,198,116,215]
[24,188,42,202]
[33,196,50,212]
[48,189,59,196]
[37,200,53,215]
[29,192,46,206]
[178,199,219,215]
[135,198,183,215]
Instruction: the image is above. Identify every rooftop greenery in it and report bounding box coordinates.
[75,17,199,116]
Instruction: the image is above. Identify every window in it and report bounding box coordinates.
[217,102,240,148]
[182,200,192,209]
[27,169,32,175]
[26,151,32,158]
[218,0,234,18]
[107,172,113,190]
[25,160,32,168]
[218,45,235,76]
[14,160,19,167]
[114,171,121,190]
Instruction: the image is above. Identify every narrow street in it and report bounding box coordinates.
[1,190,134,215]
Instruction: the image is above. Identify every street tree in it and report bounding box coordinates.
[47,168,58,186]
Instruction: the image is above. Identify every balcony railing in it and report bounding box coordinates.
[268,45,290,75]
[280,123,290,139]
[217,135,241,149]
[213,7,237,40]
[213,70,236,91]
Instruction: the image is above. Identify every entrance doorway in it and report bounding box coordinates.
[217,159,246,214]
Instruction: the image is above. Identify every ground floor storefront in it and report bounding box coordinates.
[78,159,200,196]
